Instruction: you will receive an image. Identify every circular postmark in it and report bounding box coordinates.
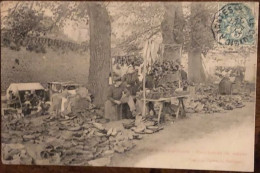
[211,3,255,46]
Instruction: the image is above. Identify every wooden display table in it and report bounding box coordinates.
[142,95,188,124]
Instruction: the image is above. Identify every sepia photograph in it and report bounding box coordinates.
[1,1,259,172]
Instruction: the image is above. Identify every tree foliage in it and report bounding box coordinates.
[2,2,256,55]
[1,2,89,53]
[183,2,217,56]
[109,2,164,54]
[2,2,47,51]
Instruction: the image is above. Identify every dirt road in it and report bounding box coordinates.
[110,102,255,172]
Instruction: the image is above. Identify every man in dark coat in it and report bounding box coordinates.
[122,65,140,96]
[104,78,136,121]
[179,65,188,91]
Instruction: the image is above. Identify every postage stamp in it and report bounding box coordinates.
[211,3,255,46]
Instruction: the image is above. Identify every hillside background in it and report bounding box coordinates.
[1,47,90,91]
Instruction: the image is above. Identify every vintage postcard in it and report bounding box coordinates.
[1,1,258,172]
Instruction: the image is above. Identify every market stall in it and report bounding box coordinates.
[110,39,189,121]
[140,39,189,120]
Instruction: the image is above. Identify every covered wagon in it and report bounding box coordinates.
[4,83,46,115]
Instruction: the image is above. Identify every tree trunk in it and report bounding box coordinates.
[87,3,111,106]
[161,3,184,62]
[188,47,206,83]
[188,3,206,83]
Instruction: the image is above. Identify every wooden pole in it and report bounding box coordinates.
[178,44,183,89]
[142,41,148,117]
[109,57,113,85]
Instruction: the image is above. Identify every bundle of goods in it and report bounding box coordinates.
[215,66,245,80]
[140,60,188,99]
[146,87,176,99]
[185,94,246,114]
[137,86,189,100]
[122,116,164,134]
[196,83,219,95]
[113,55,143,67]
[149,60,180,81]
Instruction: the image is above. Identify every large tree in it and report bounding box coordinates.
[188,2,215,83]
[87,2,111,106]
[161,2,184,61]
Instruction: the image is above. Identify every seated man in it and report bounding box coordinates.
[105,78,136,121]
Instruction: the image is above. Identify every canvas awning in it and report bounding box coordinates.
[6,83,44,98]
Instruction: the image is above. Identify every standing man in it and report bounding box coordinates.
[122,65,140,96]
[121,65,140,118]
[179,65,188,91]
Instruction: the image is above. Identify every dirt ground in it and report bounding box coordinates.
[110,102,255,172]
